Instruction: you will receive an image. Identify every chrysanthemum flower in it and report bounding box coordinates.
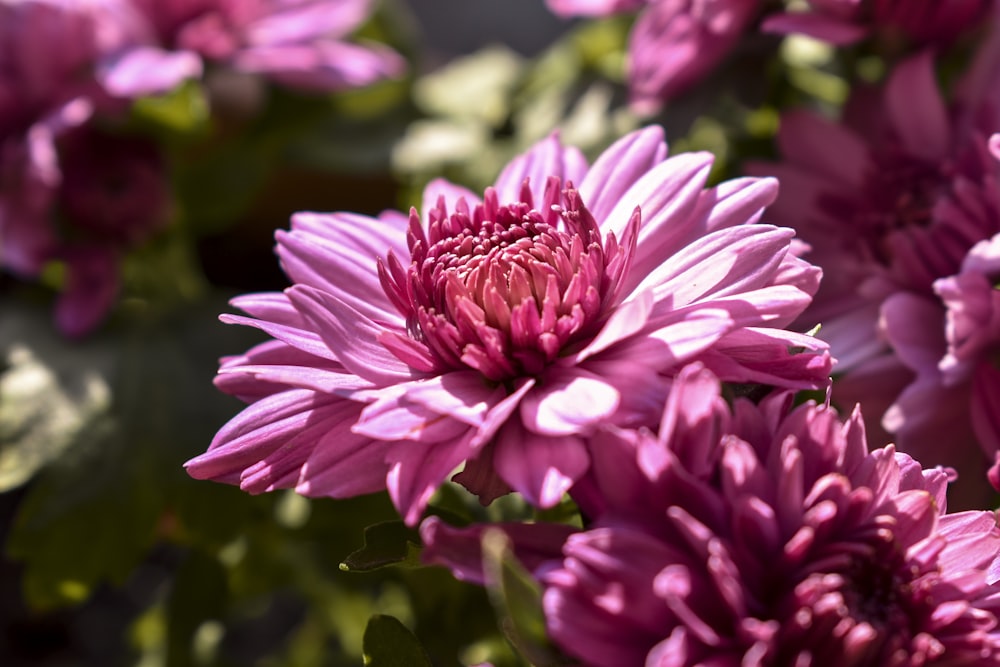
[544,0,761,112]
[187,126,831,525]
[99,0,405,98]
[546,366,1000,665]
[762,0,990,47]
[748,51,1000,482]
[0,0,168,336]
[425,364,1000,666]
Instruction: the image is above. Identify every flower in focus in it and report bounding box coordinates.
[762,0,990,47]
[99,0,405,98]
[428,364,1000,666]
[748,51,1000,482]
[545,0,761,113]
[186,126,831,525]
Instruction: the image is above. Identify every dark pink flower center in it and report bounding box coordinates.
[378,179,635,382]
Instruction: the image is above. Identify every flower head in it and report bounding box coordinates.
[544,0,761,112]
[99,0,405,97]
[187,126,831,525]
[749,52,1000,481]
[762,0,990,47]
[453,365,1000,666]
[0,0,167,336]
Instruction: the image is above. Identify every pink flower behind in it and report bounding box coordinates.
[99,0,405,97]
[628,0,761,113]
[187,126,831,525]
[748,52,1000,481]
[763,0,990,47]
[0,0,168,336]
[544,0,762,112]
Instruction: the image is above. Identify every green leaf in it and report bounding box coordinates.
[5,414,161,609]
[131,80,210,135]
[340,521,422,572]
[0,305,115,491]
[361,614,433,667]
[482,530,566,666]
[165,550,229,667]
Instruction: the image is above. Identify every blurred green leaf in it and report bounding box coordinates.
[5,413,161,609]
[482,530,565,666]
[341,521,422,572]
[362,614,433,667]
[132,81,211,136]
[166,551,228,667]
[0,305,115,491]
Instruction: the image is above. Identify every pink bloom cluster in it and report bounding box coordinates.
[0,0,401,336]
[547,0,761,112]
[752,43,1000,497]
[546,0,993,112]
[423,364,1000,665]
[187,126,832,525]
[99,0,405,98]
[763,0,990,47]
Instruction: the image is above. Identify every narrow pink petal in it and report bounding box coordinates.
[694,176,779,233]
[493,132,588,205]
[578,126,668,222]
[601,308,735,370]
[355,390,472,443]
[289,211,410,262]
[387,435,477,525]
[98,46,203,97]
[297,431,393,498]
[885,51,951,162]
[776,110,869,189]
[422,178,481,221]
[572,289,654,362]
[605,153,716,290]
[185,389,339,482]
[494,420,589,507]
[420,517,576,585]
[397,371,509,427]
[761,12,868,45]
[519,367,621,436]
[276,228,403,325]
[880,292,946,373]
[644,226,794,311]
[287,285,418,385]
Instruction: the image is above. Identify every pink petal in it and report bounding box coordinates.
[494,419,589,507]
[578,126,668,222]
[519,367,621,436]
[493,132,588,206]
[98,46,203,97]
[761,12,868,45]
[885,51,951,162]
[287,285,417,385]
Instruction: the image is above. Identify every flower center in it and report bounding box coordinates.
[379,180,632,382]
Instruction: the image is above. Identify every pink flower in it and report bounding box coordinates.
[748,52,1000,484]
[544,0,761,112]
[762,0,990,47]
[186,126,831,525]
[99,0,405,97]
[882,231,1000,475]
[425,364,1000,666]
[545,366,1000,666]
[0,0,167,336]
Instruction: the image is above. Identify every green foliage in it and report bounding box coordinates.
[362,615,434,667]
[340,521,423,572]
[481,530,568,667]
